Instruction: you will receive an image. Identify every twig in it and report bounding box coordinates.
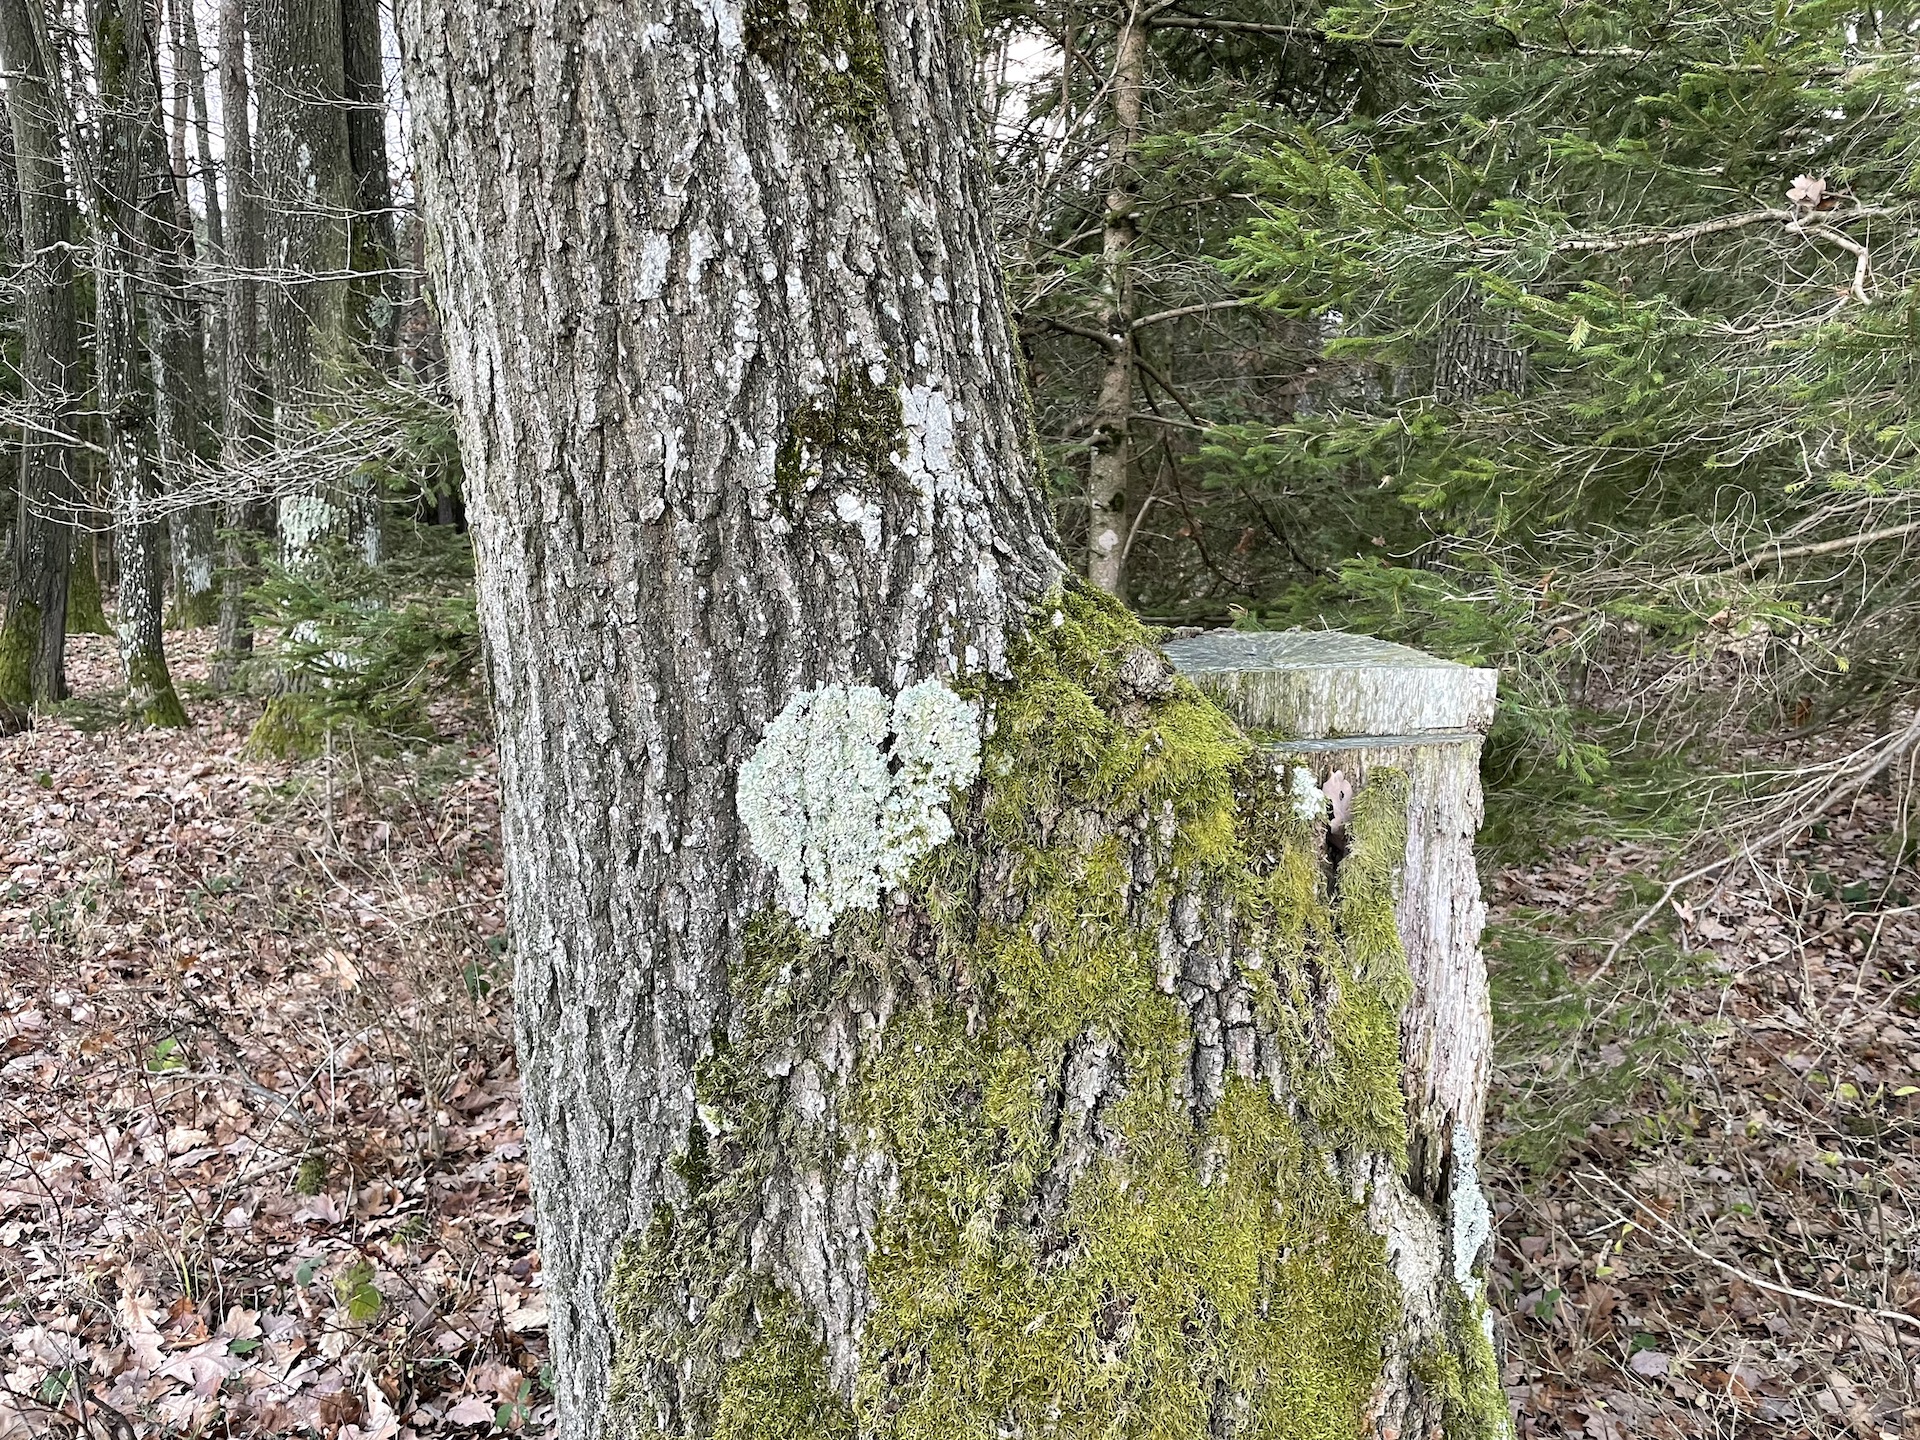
[1712,518,1920,578]
[1600,709,1920,971]
[1585,1169,1920,1335]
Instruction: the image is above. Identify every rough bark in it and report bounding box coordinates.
[212,0,270,688]
[0,0,80,705]
[1085,0,1146,599]
[1433,285,1527,406]
[400,6,1503,1440]
[85,0,189,725]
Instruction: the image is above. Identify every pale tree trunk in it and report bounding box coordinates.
[212,0,270,688]
[163,0,223,624]
[254,0,377,561]
[80,0,189,725]
[401,6,1506,1440]
[0,0,80,706]
[1085,0,1146,599]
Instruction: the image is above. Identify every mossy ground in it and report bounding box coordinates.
[609,586,1450,1440]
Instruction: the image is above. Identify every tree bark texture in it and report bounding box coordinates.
[1084,0,1145,600]
[213,0,270,686]
[86,0,189,724]
[0,0,80,705]
[400,6,1506,1440]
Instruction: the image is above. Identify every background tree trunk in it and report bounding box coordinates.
[254,0,374,560]
[163,0,223,624]
[1085,0,1146,600]
[342,0,399,365]
[86,0,189,725]
[213,0,269,688]
[0,0,80,705]
[401,6,1504,1440]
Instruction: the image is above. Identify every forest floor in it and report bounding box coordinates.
[2,634,1916,1438]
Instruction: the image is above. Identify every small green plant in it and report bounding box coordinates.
[247,522,481,757]
[335,1259,383,1323]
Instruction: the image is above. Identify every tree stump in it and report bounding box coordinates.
[1168,628,1506,1433]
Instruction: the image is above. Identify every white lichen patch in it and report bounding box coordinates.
[834,491,883,552]
[279,495,336,560]
[1289,765,1326,824]
[737,678,981,935]
[1449,1120,1494,1295]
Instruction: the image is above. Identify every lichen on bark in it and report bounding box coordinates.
[605,586,1479,1439]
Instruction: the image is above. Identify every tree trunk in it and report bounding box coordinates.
[400,6,1505,1440]
[212,0,270,688]
[85,0,189,725]
[0,0,80,706]
[161,0,224,625]
[342,0,399,364]
[254,0,376,560]
[1085,0,1146,599]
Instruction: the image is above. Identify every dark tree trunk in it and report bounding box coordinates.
[342,0,399,363]
[0,0,80,705]
[253,0,375,558]
[400,6,1504,1440]
[212,0,270,688]
[86,0,189,724]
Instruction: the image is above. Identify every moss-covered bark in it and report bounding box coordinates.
[67,552,111,636]
[606,589,1494,1439]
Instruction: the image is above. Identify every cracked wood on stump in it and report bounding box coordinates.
[1166,629,1499,1202]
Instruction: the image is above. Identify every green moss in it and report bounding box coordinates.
[1413,1287,1511,1440]
[168,585,220,630]
[68,558,111,636]
[0,603,37,705]
[714,1295,855,1440]
[247,695,328,757]
[745,0,889,132]
[773,368,904,504]
[127,650,188,728]
[608,584,1425,1439]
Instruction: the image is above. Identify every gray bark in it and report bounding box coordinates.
[254,0,376,558]
[400,5,1501,1440]
[0,0,80,705]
